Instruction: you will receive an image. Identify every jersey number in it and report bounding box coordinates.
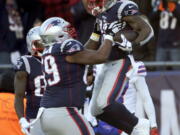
[43,55,61,86]
[34,75,45,96]
[160,11,177,30]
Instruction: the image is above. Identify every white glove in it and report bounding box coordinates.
[19,117,31,135]
[103,21,122,36]
[115,34,132,52]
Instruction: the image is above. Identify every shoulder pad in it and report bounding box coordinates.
[60,39,84,54]
[14,55,31,74]
[117,0,139,19]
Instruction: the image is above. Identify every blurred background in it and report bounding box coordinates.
[0,0,179,135]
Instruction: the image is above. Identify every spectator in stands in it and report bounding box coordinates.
[0,71,24,135]
[71,0,96,44]
[39,0,75,24]
[0,0,27,70]
[15,0,45,36]
[0,0,14,72]
[155,0,180,70]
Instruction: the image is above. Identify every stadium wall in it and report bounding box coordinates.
[137,71,180,135]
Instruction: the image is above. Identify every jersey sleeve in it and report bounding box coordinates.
[14,56,31,74]
[137,61,147,77]
[14,57,26,72]
[118,1,140,19]
[60,39,84,55]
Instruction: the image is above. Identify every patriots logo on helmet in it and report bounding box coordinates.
[46,20,62,31]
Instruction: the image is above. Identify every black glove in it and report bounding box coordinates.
[93,20,101,35]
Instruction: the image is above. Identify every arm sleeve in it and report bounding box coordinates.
[60,39,84,55]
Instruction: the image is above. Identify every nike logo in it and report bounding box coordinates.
[67,41,72,46]
[128,5,134,8]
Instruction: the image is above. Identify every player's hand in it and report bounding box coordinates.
[115,34,132,52]
[19,117,31,135]
[103,21,121,36]
[150,127,159,135]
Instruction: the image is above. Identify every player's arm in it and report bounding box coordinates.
[14,71,27,119]
[84,20,101,50]
[67,21,123,64]
[123,15,154,46]
[66,37,113,65]
[135,76,157,129]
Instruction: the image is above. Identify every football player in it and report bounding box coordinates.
[84,62,159,135]
[82,0,154,135]
[34,17,124,135]
[121,60,159,135]
[14,26,45,135]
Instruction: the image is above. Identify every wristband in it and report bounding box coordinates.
[104,35,113,42]
[19,117,27,124]
[90,33,100,42]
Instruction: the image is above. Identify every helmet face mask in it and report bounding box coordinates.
[40,17,77,46]
[26,26,43,56]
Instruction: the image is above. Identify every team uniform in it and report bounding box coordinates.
[40,39,95,135]
[15,55,45,135]
[90,0,140,116]
[86,61,157,135]
[120,61,157,132]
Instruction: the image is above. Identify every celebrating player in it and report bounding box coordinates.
[33,16,124,135]
[14,26,45,135]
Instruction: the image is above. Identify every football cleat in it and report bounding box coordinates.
[131,118,150,135]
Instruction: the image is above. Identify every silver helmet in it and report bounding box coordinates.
[39,17,77,46]
[26,26,41,55]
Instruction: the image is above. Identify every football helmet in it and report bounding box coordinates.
[39,17,77,46]
[87,0,117,16]
[26,26,43,56]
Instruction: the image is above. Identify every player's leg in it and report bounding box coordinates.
[40,107,95,135]
[30,119,45,135]
[90,64,106,116]
[96,58,131,109]
[93,58,138,134]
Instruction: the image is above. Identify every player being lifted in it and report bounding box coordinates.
[82,0,154,135]
[14,26,45,135]
[31,17,124,135]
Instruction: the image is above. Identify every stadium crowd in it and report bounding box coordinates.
[0,0,180,71]
[0,0,179,135]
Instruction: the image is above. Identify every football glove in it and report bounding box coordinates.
[103,21,121,36]
[150,128,159,135]
[115,34,132,52]
[19,117,31,135]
